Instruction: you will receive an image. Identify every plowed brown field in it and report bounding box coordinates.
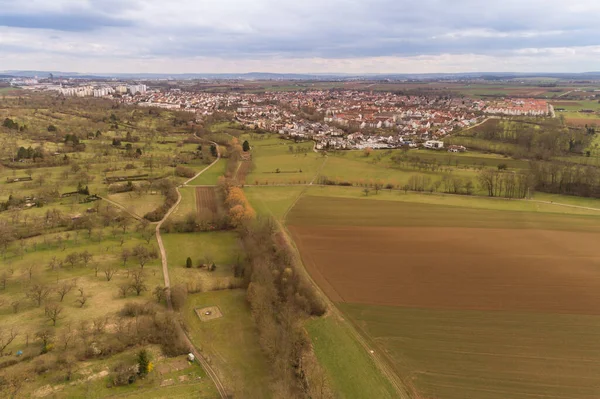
[289,225,600,314]
[196,187,217,214]
[288,195,600,399]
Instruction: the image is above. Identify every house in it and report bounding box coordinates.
[424,140,444,149]
[447,145,466,153]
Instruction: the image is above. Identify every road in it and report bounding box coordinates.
[154,144,229,399]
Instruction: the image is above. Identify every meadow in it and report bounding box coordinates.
[286,193,600,399]
[184,290,273,398]
[241,134,325,184]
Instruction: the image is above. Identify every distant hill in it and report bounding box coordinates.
[2,70,600,81]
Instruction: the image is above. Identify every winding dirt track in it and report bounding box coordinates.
[154,144,229,398]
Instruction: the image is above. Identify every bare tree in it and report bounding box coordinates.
[133,244,151,268]
[58,323,75,350]
[121,248,131,265]
[141,228,155,244]
[119,217,131,234]
[48,255,59,271]
[25,264,36,281]
[0,328,18,355]
[64,252,79,268]
[75,296,88,308]
[92,262,101,277]
[35,329,54,352]
[104,267,116,281]
[80,250,93,267]
[55,281,74,302]
[92,317,107,335]
[118,284,131,298]
[27,283,51,306]
[130,270,147,296]
[45,303,64,326]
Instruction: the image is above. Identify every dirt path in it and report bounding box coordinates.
[154,143,228,398]
[100,196,144,221]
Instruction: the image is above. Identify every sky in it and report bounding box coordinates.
[0,0,599,74]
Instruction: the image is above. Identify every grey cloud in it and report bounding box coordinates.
[1,0,600,70]
[0,12,133,32]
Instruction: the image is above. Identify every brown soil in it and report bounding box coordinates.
[565,117,600,127]
[195,187,217,214]
[289,225,600,314]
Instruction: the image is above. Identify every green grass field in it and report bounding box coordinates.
[169,186,197,221]
[243,135,324,184]
[340,304,600,399]
[306,316,399,399]
[189,158,227,185]
[184,290,273,398]
[245,186,306,220]
[300,185,600,217]
[162,231,240,290]
[108,192,165,218]
[321,154,484,193]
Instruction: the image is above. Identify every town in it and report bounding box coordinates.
[12,78,553,151]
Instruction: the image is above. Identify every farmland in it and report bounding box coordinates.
[196,187,218,214]
[241,134,324,184]
[551,100,600,126]
[287,194,600,399]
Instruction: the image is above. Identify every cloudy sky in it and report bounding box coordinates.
[1,0,599,74]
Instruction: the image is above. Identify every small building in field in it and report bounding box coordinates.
[424,140,444,149]
[447,145,467,153]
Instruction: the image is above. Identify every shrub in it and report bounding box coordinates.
[112,363,137,386]
[170,285,188,311]
[185,257,192,268]
[119,302,157,318]
[175,165,196,178]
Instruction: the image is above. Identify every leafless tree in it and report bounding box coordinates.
[45,303,64,326]
[75,296,88,308]
[35,328,54,351]
[58,323,75,350]
[118,284,131,298]
[121,248,131,265]
[133,244,151,268]
[0,328,18,355]
[25,264,36,281]
[142,228,155,244]
[80,250,93,267]
[64,252,79,268]
[27,283,51,306]
[92,317,107,335]
[130,269,147,296]
[104,267,116,281]
[55,281,74,302]
[92,262,101,277]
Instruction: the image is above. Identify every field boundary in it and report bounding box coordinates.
[277,216,412,398]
